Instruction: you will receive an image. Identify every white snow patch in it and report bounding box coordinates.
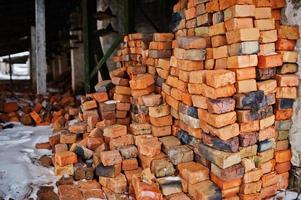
[0,124,58,200]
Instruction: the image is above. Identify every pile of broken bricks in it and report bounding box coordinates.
[0,90,77,128]
[35,0,301,199]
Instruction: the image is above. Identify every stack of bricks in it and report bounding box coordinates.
[274,24,300,190]
[36,0,301,199]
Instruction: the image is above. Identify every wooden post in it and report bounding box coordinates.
[82,0,91,93]
[35,0,47,94]
[30,26,37,88]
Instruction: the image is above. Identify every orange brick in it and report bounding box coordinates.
[243,168,263,183]
[219,0,253,10]
[226,28,260,44]
[253,0,272,7]
[277,172,289,190]
[255,19,275,31]
[278,25,300,40]
[261,172,277,188]
[224,5,255,20]
[276,74,299,87]
[260,184,277,199]
[138,139,161,158]
[255,7,272,19]
[100,150,122,166]
[224,18,253,31]
[276,38,296,51]
[211,35,227,48]
[201,84,236,99]
[129,74,154,89]
[275,161,291,174]
[275,109,293,120]
[211,172,241,190]
[149,41,172,50]
[260,30,278,44]
[205,0,220,13]
[230,67,256,81]
[258,54,283,68]
[257,79,277,95]
[185,7,196,20]
[235,79,257,93]
[213,45,228,59]
[55,151,77,167]
[150,115,173,127]
[240,181,262,195]
[152,125,171,137]
[198,109,236,128]
[275,149,292,163]
[93,92,108,103]
[205,70,235,88]
[30,111,42,124]
[153,33,174,42]
[122,158,138,171]
[177,162,209,184]
[227,55,258,68]
[103,124,127,139]
[209,23,226,36]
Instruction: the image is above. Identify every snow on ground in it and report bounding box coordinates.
[0,124,58,200]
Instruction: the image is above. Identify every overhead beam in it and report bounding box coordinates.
[35,0,47,94]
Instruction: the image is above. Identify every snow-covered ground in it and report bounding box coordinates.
[0,124,57,200]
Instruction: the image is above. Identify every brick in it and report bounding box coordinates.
[148,104,170,118]
[166,192,191,200]
[275,161,291,174]
[207,98,235,114]
[166,95,179,111]
[122,158,138,171]
[240,145,258,160]
[209,22,226,36]
[261,172,277,188]
[129,74,154,90]
[203,133,239,152]
[239,131,258,146]
[152,125,172,137]
[259,126,276,141]
[260,184,277,199]
[256,149,275,164]
[259,30,278,43]
[211,163,243,182]
[150,115,172,127]
[157,176,182,196]
[109,134,134,150]
[95,163,121,178]
[191,95,207,109]
[176,36,207,49]
[226,28,260,44]
[278,63,298,75]
[276,74,299,87]
[212,11,224,24]
[207,123,240,141]
[30,111,42,124]
[58,185,82,200]
[150,159,175,178]
[235,79,257,93]
[211,172,241,191]
[188,180,222,200]
[255,7,272,19]
[113,93,130,103]
[243,168,263,183]
[277,172,289,190]
[213,45,228,59]
[225,18,253,31]
[258,43,276,56]
[174,48,206,61]
[199,109,236,128]
[153,33,174,42]
[55,151,77,167]
[275,149,291,163]
[149,41,172,50]
[278,25,300,40]
[276,38,296,51]
[205,69,235,88]
[257,80,277,95]
[256,68,276,81]
[131,85,155,97]
[255,19,275,31]
[99,174,127,194]
[205,0,220,13]
[177,59,204,71]
[138,139,161,157]
[240,181,262,195]
[279,50,298,63]
[100,150,122,166]
[103,124,127,139]
[224,5,255,20]
[275,109,293,121]
[227,55,258,68]
[259,115,275,130]
[211,35,227,47]
[259,159,275,175]
[242,158,255,172]
[258,54,283,68]
[198,143,241,169]
[276,87,297,99]
[228,41,259,57]
[167,145,193,165]
[219,0,253,10]
[231,67,256,81]
[240,193,260,200]
[276,139,289,151]
[177,162,209,184]
[201,84,237,99]
[132,177,162,200]
[275,99,294,110]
